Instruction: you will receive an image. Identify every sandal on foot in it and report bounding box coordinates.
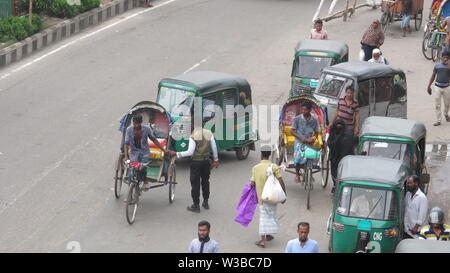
[434,122,441,126]
[255,241,265,248]
[266,235,274,241]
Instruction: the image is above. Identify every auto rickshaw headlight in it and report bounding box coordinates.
[383,227,398,238]
[332,222,345,232]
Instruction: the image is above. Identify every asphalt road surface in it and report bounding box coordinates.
[0,0,448,253]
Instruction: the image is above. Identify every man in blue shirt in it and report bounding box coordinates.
[427,51,450,126]
[188,220,220,253]
[291,101,318,183]
[285,222,319,253]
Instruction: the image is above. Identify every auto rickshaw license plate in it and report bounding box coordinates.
[357,220,372,231]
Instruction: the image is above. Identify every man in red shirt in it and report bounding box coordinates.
[329,86,360,136]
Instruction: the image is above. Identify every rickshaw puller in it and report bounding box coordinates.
[291,101,319,183]
[124,115,174,188]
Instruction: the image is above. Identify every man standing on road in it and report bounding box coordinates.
[404,175,429,239]
[291,101,319,183]
[360,20,384,61]
[188,220,220,253]
[427,51,450,126]
[285,222,319,253]
[251,144,287,248]
[310,19,328,40]
[329,86,360,136]
[176,125,219,213]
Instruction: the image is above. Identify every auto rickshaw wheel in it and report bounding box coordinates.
[236,145,250,160]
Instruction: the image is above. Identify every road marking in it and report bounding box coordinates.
[183,58,208,74]
[0,0,180,82]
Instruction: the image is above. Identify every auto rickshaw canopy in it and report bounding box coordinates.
[337,156,409,187]
[295,39,348,57]
[159,71,251,96]
[360,117,426,143]
[395,239,450,253]
[322,61,404,81]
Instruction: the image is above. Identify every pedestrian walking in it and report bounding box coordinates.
[251,144,287,248]
[401,0,413,37]
[327,119,354,194]
[285,222,319,253]
[310,19,328,40]
[176,125,219,213]
[427,51,450,126]
[188,220,220,253]
[360,20,385,61]
[368,48,389,64]
[404,175,429,239]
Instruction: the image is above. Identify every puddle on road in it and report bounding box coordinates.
[426,143,450,161]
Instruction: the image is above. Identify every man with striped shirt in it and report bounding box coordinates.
[329,86,360,136]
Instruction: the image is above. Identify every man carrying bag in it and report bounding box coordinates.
[250,144,287,248]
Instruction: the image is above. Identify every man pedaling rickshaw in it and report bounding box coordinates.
[124,115,176,189]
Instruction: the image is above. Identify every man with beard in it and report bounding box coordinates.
[404,175,429,239]
[285,222,319,253]
[188,220,220,253]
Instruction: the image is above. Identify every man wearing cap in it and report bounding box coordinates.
[177,126,220,213]
[250,144,287,248]
[368,48,389,64]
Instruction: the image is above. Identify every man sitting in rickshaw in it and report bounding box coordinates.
[291,101,319,183]
[124,115,174,189]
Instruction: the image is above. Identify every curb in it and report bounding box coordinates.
[0,0,140,70]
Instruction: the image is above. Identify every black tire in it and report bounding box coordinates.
[306,165,313,210]
[415,10,423,31]
[126,183,139,225]
[114,154,125,199]
[422,31,433,60]
[236,145,250,160]
[169,166,176,204]
[320,147,329,189]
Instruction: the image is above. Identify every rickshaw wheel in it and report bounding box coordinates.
[422,31,433,60]
[126,183,139,225]
[415,10,423,31]
[168,167,176,204]
[306,165,313,210]
[381,11,390,33]
[114,154,125,199]
[236,145,250,160]
[320,147,330,189]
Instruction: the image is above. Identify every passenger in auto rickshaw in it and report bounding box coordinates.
[291,101,319,183]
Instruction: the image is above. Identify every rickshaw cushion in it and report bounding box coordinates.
[148,138,167,160]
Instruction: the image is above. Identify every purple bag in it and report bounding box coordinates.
[234,183,258,227]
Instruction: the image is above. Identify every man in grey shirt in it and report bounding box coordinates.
[188,220,220,253]
[427,51,450,126]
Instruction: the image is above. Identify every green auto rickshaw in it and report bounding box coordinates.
[358,116,430,193]
[290,39,348,97]
[327,156,408,253]
[156,71,257,160]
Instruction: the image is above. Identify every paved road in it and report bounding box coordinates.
[0,0,448,253]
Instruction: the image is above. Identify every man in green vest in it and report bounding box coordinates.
[176,127,219,212]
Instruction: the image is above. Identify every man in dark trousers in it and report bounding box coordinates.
[176,126,219,212]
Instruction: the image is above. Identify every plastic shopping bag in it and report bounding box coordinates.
[234,183,258,227]
[261,165,286,204]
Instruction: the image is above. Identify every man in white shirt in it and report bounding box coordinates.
[404,175,429,239]
[368,48,388,64]
[177,126,219,212]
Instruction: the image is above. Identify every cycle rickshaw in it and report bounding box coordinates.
[272,94,330,210]
[114,101,176,224]
[381,0,424,33]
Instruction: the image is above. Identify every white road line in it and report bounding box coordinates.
[183,58,208,74]
[0,0,180,82]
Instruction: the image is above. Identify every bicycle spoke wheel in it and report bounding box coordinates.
[126,183,139,225]
[381,12,390,33]
[422,32,433,60]
[114,154,124,199]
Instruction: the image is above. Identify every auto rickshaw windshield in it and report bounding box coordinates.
[316,73,354,98]
[338,186,398,221]
[361,141,412,167]
[157,86,195,114]
[296,56,334,79]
